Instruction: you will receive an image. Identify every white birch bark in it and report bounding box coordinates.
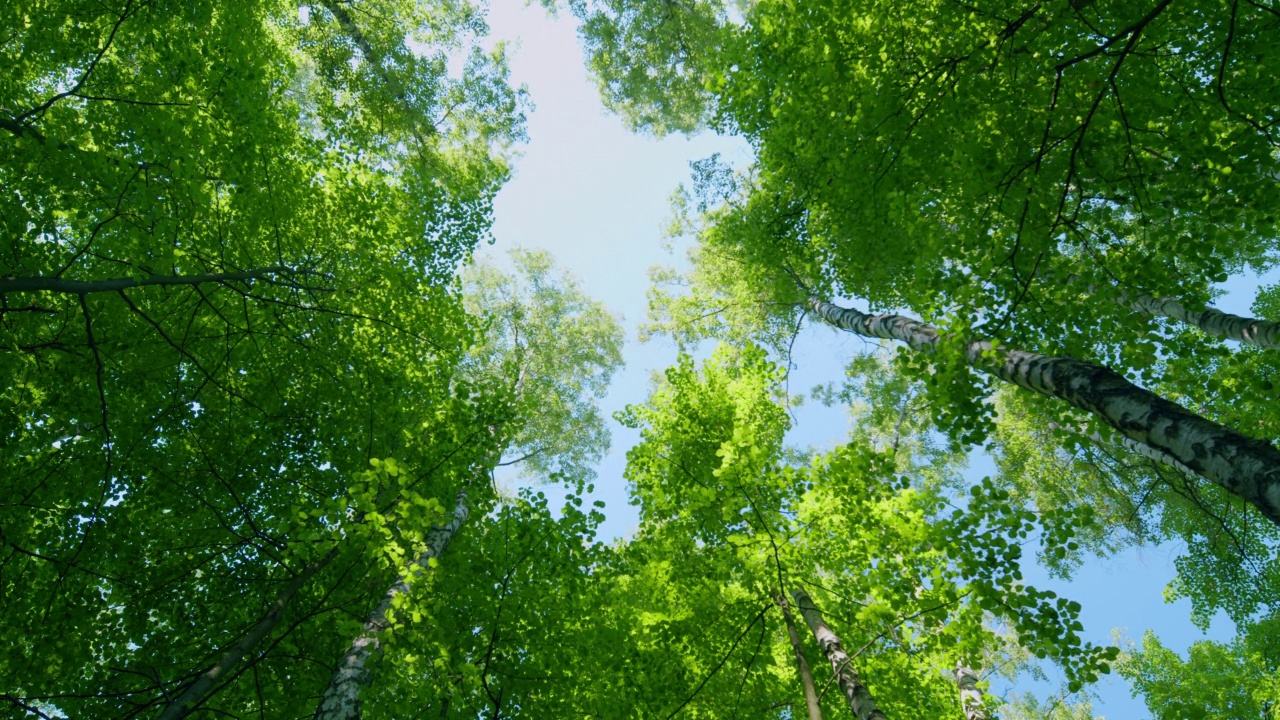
[1048,422,1199,479]
[776,593,825,720]
[1064,276,1280,351]
[313,492,469,720]
[1124,292,1280,350]
[954,663,987,720]
[791,588,888,720]
[157,548,338,720]
[808,297,1280,528]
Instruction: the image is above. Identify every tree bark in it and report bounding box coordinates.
[809,297,1280,528]
[954,662,987,720]
[1048,421,1199,479]
[775,593,825,720]
[0,114,45,142]
[157,547,339,720]
[0,267,314,296]
[1124,291,1280,351]
[791,588,888,720]
[313,492,469,720]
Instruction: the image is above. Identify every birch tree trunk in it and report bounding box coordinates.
[157,547,339,720]
[791,588,888,720]
[313,492,469,720]
[1124,291,1280,350]
[809,298,1280,528]
[954,662,987,720]
[776,593,825,720]
[1047,422,1199,479]
[1063,277,1280,351]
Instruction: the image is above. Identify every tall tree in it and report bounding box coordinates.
[309,249,623,719]
[562,0,1280,601]
[0,2,558,716]
[806,295,1280,527]
[612,345,1115,717]
[571,0,1280,328]
[954,663,989,720]
[776,592,826,720]
[312,493,470,720]
[352,486,610,718]
[1118,617,1280,720]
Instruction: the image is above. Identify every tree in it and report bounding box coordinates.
[776,590,826,720]
[0,5,653,716]
[311,492,471,720]
[791,587,888,720]
[564,0,1280,563]
[332,487,611,719]
[309,248,623,719]
[1118,619,1280,720]
[572,0,1280,325]
[610,344,1114,717]
[806,295,1280,527]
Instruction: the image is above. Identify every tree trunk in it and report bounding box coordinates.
[776,593,825,720]
[809,297,1280,528]
[790,588,887,720]
[954,662,987,720]
[313,492,469,720]
[158,547,339,720]
[316,0,434,140]
[1125,291,1280,350]
[1047,421,1198,478]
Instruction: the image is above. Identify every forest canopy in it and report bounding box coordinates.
[2,0,1278,718]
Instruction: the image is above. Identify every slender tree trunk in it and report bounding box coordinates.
[317,0,380,65]
[316,0,434,140]
[314,492,469,720]
[791,588,887,720]
[954,662,987,720]
[1124,291,1280,350]
[809,297,1280,527]
[158,547,339,720]
[775,593,825,720]
[1065,276,1280,350]
[1048,422,1198,478]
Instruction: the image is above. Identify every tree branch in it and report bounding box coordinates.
[0,266,327,296]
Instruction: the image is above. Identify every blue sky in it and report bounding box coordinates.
[477,2,1254,716]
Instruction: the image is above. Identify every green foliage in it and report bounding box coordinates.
[0,3,647,712]
[571,0,1280,673]
[614,344,1114,712]
[10,0,1278,715]
[363,488,610,718]
[1000,692,1102,720]
[1119,623,1280,720]
[565,0,732,135]
[462,248,626,486]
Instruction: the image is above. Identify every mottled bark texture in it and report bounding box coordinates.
[1125,292,1280,350]
[158,548,338,720]
[791,588,888,720]
[809,298,1280,527]
[314,492,469,720]
[1048,422,1199,479]
[954,663,987,720]
[776,593,825,720]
